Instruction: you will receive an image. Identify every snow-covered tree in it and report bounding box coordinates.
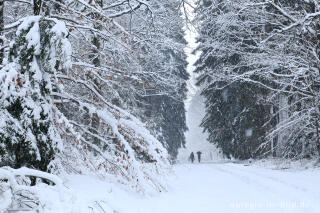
[0,16,71,171]
[0,0,4,64]
[194,0,269,159]
[134,0,189,160]
[194,0,320,159]
[0,0,188,193]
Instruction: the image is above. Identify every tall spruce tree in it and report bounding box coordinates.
[137,0,189,160]
[194,0,269,159]
[0,17,71,171]
[200,82,267,159]
[144,66,188,160]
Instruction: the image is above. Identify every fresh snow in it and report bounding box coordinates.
[245,128,253,137]
[4,162,319,213]
[64,162,320,213]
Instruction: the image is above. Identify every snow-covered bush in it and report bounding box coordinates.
[0,167,64,212]
[53,105,171,194]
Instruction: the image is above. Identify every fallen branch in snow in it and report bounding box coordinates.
[0,167,64,212]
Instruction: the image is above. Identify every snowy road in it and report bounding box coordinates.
[135,163,320,213]
[65,162,320,213]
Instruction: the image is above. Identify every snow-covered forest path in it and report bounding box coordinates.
[138,163,320,213]
[65,162,320,213]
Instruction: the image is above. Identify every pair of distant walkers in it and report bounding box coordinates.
[189,151,202,163]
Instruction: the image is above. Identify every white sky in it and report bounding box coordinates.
[183,1,201,111]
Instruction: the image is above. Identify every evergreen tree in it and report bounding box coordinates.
[0,17,71,171]
[137,0,189,160]
[194,0,320,159]
[194,0,268,159]
[200,82,267,159]
[0,0,188,191]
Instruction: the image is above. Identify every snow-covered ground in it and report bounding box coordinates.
[66,162,319,213]
[155,162,320,213]
[2,162,320,212]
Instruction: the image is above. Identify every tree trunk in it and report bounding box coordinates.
[276,94,289,157]
[0,0,4,64]
[91,0,103,67]
[34,0,42,15]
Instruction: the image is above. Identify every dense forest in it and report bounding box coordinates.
[0,0,189,193]
[0,0,319,181]
[195,0,320,160]
[1,0,320,212]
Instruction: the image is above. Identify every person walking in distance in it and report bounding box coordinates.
[197,151,202,163]
[189,152,195,163]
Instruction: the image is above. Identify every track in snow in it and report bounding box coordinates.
[65,162,320,213]
[135,163,320,213]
